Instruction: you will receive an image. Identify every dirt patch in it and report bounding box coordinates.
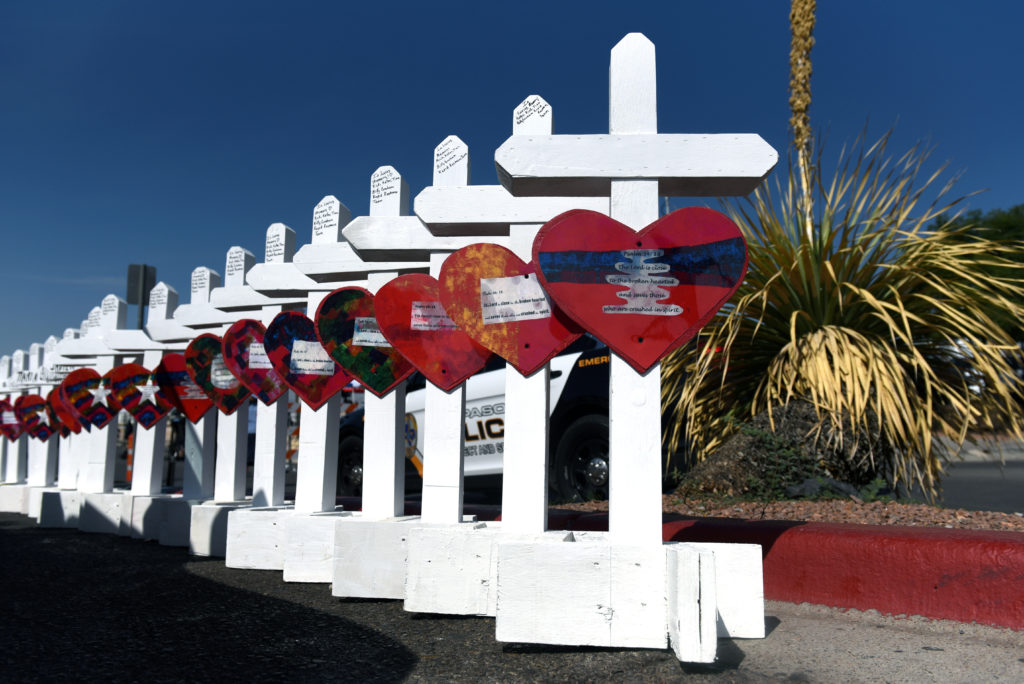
[558,496,1024,532]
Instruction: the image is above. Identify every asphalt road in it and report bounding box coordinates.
[937,438,1024,514]
[1,512,1022,683]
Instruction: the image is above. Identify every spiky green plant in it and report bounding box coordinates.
[661,131,1024,499]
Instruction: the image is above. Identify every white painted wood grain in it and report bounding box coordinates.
[252,396,288,507]
[332,516,420,599]
[282,511,353,582]
[343,215,511,261]
[293,393,340,514]
[414,186,607,235]
[213,406,249,502]
[419,253,466,525]
[404,523,496,615]
[667,543,718,663]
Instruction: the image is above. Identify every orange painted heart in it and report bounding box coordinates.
[107,363,174,429]
[15,395,55,441]
[60,368,119,429]
[264,311,352,409]
[222,319,289,406]
[533,207,748,373]
[0,398,22,440]
[439,244,581,376]
[315,287,415,397]
[376,273,492,390]
[154,353,214,423]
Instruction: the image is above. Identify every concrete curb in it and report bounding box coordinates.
[339,498,1024,630]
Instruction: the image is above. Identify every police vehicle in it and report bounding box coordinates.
[337,336,681,502]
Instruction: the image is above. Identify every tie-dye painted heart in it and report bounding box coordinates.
[15,394,55,441]
[107,363,174,429]
[153,353,214,423]
[185,334,251,415]
[264,311,352,409]
[533,207,748,374]
[46,388,74,437]
[375,274,492,390]
[0,398,23,440]
[222,319,289,406]
[438,244,582,377]
[60,368,119,429]
[314,287,415,398]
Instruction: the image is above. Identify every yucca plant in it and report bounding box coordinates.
[661,130,1024,500]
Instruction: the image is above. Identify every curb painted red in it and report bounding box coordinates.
[566,511,1024,630]
[343,498,1024,630]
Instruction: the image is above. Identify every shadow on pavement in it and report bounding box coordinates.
[0,516,417,683]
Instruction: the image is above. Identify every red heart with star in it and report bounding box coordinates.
[438,244,582,376]
[314,287,416,397]
[375,273,492,390]
[15,394,55,441]
[222,319,289,406]
[533,207,748,373]
[0,398,24,440]
[153,353,214,423]
[264,311,352,409]
[107,363,174,429]
[185,334,252,415]
[59,368,119,429]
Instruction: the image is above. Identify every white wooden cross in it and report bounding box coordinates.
[0,355,11,484]
[209,242,307,508]
[25,340,60,492]
[145,281,216,502]
[495,34,776,545]
[413,97,609,534]
[4,350,29,485]
[491,33,775,660]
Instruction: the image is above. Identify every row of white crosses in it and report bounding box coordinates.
[0,33,776,662]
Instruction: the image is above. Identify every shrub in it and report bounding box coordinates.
[662,131,1024,500]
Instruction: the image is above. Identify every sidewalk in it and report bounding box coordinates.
[1,512,1022,682]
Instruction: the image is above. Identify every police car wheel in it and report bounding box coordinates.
[337,433,364,497]
[551,414,609,503]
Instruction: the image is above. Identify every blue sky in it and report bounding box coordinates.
[1,1,1021,356]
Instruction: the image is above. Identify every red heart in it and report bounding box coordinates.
[533,208,748,373]
[154,353,214,423]
[185,334,252,415]
[376,273,492,390]
[107,363,174,429]
[315,287,415,397]
[15,395,55,441]
[0,398,22,440]
[59,368,119,429]
[439,244,582,376]
[46,388,75,437]
[222,319,289,406]
[264,311,352,409]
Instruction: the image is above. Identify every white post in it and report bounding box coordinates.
[78,355,117,494]
[419,137,471,525]
[146,280,218,500]
[292,291,340,514]
[7,350,29,484]
[607,36,663,545]
[213,403,249,502]
[499,97,559,534]
[251,390,287,507]
[250,223,302,508]
[360,166,410,520]
[130,349,167,496]
[182,415,216,499]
